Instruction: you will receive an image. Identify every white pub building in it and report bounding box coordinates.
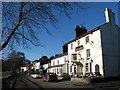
[62,8,120,77]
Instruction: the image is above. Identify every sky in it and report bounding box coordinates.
[5,2,119,61]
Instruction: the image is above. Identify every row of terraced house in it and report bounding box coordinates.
[22,8,120,78]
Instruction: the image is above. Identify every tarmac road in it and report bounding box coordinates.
[9,74,120,89]
[13,74,43,89]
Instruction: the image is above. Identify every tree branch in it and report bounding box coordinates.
[15,32,43,47]
[1,2,24,50]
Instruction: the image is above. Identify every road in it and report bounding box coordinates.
[9,74,120,89]
[13,74,43,89]
[13,74,80,89]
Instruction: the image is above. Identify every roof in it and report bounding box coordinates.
[63,23,109,45]
[48,64,65,68]
[52,52,68,59]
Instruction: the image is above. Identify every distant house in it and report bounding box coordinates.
[20,67,28,72]
[63,8,120,77]
[32,60,41,72]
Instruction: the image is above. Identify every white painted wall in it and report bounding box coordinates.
[84,30,103,75]
[68,29,104,75]
[51,55,67,66]
[51,59,55,66]
[34,62,40,70]
[50,54,68,76]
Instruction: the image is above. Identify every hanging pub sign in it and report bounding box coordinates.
[75,45,84,52]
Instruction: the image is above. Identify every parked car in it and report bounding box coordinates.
[43,73,58,82]
[31,72,42,79]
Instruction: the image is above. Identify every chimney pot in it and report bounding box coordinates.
[75,25,87,38]
[105,8,115,24]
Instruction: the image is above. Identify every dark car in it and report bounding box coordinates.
[62,73,71,80]
[43,73,58,82]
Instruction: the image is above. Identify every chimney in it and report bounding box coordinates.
[75,25,87,38]
[62,44,68,53]
[105,8,116,24]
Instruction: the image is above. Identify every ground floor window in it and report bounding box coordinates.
[95,64,100,72]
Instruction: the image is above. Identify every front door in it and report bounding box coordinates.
[95,64,100,72]
[74,66,76,74]
[77,65,83,74]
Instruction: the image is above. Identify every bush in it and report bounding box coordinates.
[83,72,103,79]
[94,72,103,78]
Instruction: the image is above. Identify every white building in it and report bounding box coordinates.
[63,8,120,77]
[49,53,68,76]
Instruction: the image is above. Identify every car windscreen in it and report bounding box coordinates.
[31,72,40,74]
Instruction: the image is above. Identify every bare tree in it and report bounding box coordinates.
[1,2,84,50]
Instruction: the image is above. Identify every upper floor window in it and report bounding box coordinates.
[53,60,55,66]
[78,53,81,59]
[86,49,90,58]
[64,57,66,63]
[77,40,80,46]
[86,36,89,44]
[71,43,73,50]
[57,59,59,65]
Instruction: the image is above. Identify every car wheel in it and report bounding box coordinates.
[43,79,45,82]
[46,79,49,82]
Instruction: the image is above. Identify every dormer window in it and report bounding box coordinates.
[85,36,89,44]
